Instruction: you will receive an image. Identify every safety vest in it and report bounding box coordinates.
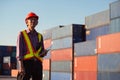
[21,30,43,62]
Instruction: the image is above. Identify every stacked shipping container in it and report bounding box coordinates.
[51,24,86,80]
[0,51,2,74]
[73,9,110,80]
[110,0,120,33]
[42,28,54,80]
[0,46,16,75]
[74,40,97,80]
[73,4,119,79]
[97,1,120,79]
[84,1,120,79]
[86,10,110,40]
[42,26,62,80]
[42,3,120,79]
[0,1,120,80]
[97,32,120,80]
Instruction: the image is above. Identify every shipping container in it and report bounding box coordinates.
[11,57,17,63]
[3,56,16,69]
[51,61,72,72]
[74,56,97,72]
[86,25,109,40]
[0,46,8,53]
[52,37,72,50]
[0,46,16,57]
[97,32,120,54]
[52,24,86,43]
[109,0,120,34]
[11,52,16,57]
[98,72,120,80]
[43,70,50,80]
[44,39,52,49]
[110,0,120,19]
[0,45,16,75]
[11,62,17,69]
[43,39,52,59]
[42,29,52,40]
[51,72,72,80]
[51,48,73,61]
[3,56,10,63]
[73,24,86,43]
[74,40,96,56]
[74,71,97,80]
[98,53,120,72]
[43,59,51,71]
[2,63,11,70]
[7,46,13,53]
[42,26,60,40]
[0,63,2,75]
[85,10,110,29]
[0,56,3,63]
[2,69,11,75]
[11,69,18,77]
[52,25,73,39]
[110,17,120,33]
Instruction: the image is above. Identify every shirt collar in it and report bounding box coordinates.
[26,29,37,34]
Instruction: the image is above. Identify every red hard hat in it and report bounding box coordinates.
[25,12,39,21]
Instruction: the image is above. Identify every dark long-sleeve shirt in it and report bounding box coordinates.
[16,29,44,60]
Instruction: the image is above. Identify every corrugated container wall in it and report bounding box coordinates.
[110,0,120,33]
[43,59,51,71]
[43,70,50,80]
[50,24,86,80]
[52,37,72,50]
[86,25,109,40]
[43,39,52,59]
[51,72,72,80]
[0,46,16,75]
[43,59,51,80]
[42,26,60,40]
[74,40,96,56]
[51,61,72,72]
[97,32,120,54]
[110,1,120,19]
[74,56,97,80]
[52,24,86,43]
[98,53,120,72]
[74,56,97,72]
[75,71,97,80]
[85,10,110,29]
[51,48,73,61]
[98,53,120,80]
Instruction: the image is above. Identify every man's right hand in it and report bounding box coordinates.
[39,49,49,57]
[18,60,25,74]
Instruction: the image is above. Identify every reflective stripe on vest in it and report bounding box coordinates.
[22,30,43,62]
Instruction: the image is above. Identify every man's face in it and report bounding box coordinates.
[26,17,38,30]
